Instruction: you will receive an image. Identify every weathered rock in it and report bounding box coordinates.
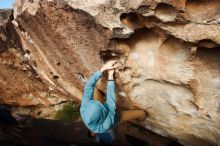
[117,30,220,146]
[14,0,111,100]
[185,0,220,24]
[154,3,178,22]
[0,0,218,145]
[10,101,69,119]
[0,9,12,25]
[0,9,69,111]
[0,9,18,53]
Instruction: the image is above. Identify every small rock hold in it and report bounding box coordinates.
[49,86,54,91]
[24,53,31,60]
[53,75,59,79]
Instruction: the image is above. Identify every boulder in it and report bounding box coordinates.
[0,0,219,145]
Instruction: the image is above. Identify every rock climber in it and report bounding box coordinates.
[80,60,146,134]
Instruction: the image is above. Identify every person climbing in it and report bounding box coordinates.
[80,60,147,134]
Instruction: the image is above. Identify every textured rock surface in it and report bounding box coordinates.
[14,0,111,100]
[0,9,70,119]
[0,9,17,53]
[0,0,220,145]
[118,30,220,146]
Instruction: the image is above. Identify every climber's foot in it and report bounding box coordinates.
[138,110,148,121]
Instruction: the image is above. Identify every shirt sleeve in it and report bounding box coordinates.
[105,81,116,110]
[82,70,102,104]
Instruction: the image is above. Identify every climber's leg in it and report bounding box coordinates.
[93,87,106,104]
[119,110,146,123]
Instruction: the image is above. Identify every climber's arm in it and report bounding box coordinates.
[82,60,118,104]
[105,69,117,112]
[105,80,116,110]
[82,71,102,103]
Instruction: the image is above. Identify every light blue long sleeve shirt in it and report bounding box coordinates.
[80,71,118,133]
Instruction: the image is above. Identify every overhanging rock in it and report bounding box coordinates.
[6,0,220,145]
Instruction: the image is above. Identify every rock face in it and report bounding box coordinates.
[0,9,17,53]
[0,9,70,119]
[13,0,111,99]
[0,0,220,145]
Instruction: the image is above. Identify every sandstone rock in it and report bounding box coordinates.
[10,101,69,119]
[1,0,219,145]
[118,30,220,146]
[14,0,111,100]
[0,9,17,52]
[160,23,220,44]
[0,9,12,26]
[185,0,220,24]
[0,8,70,109]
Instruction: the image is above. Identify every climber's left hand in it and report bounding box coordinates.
[100,60,119,73]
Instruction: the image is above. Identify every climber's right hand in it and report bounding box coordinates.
[100,60,119,73]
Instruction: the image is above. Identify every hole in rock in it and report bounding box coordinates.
[56,62,61,66]
[137,5,150,14]
[37,111,42,116]
[53,75,59,80]
[186,0,220,23]
[206,114,211,119]
[154,3,178,22]
[196,47,220,69]
[100,50,123,62]
[18,24,25,32]
[125,28,161,49]
[120,12,145,30]
[197,39,219,49]
[25,50,30,54]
